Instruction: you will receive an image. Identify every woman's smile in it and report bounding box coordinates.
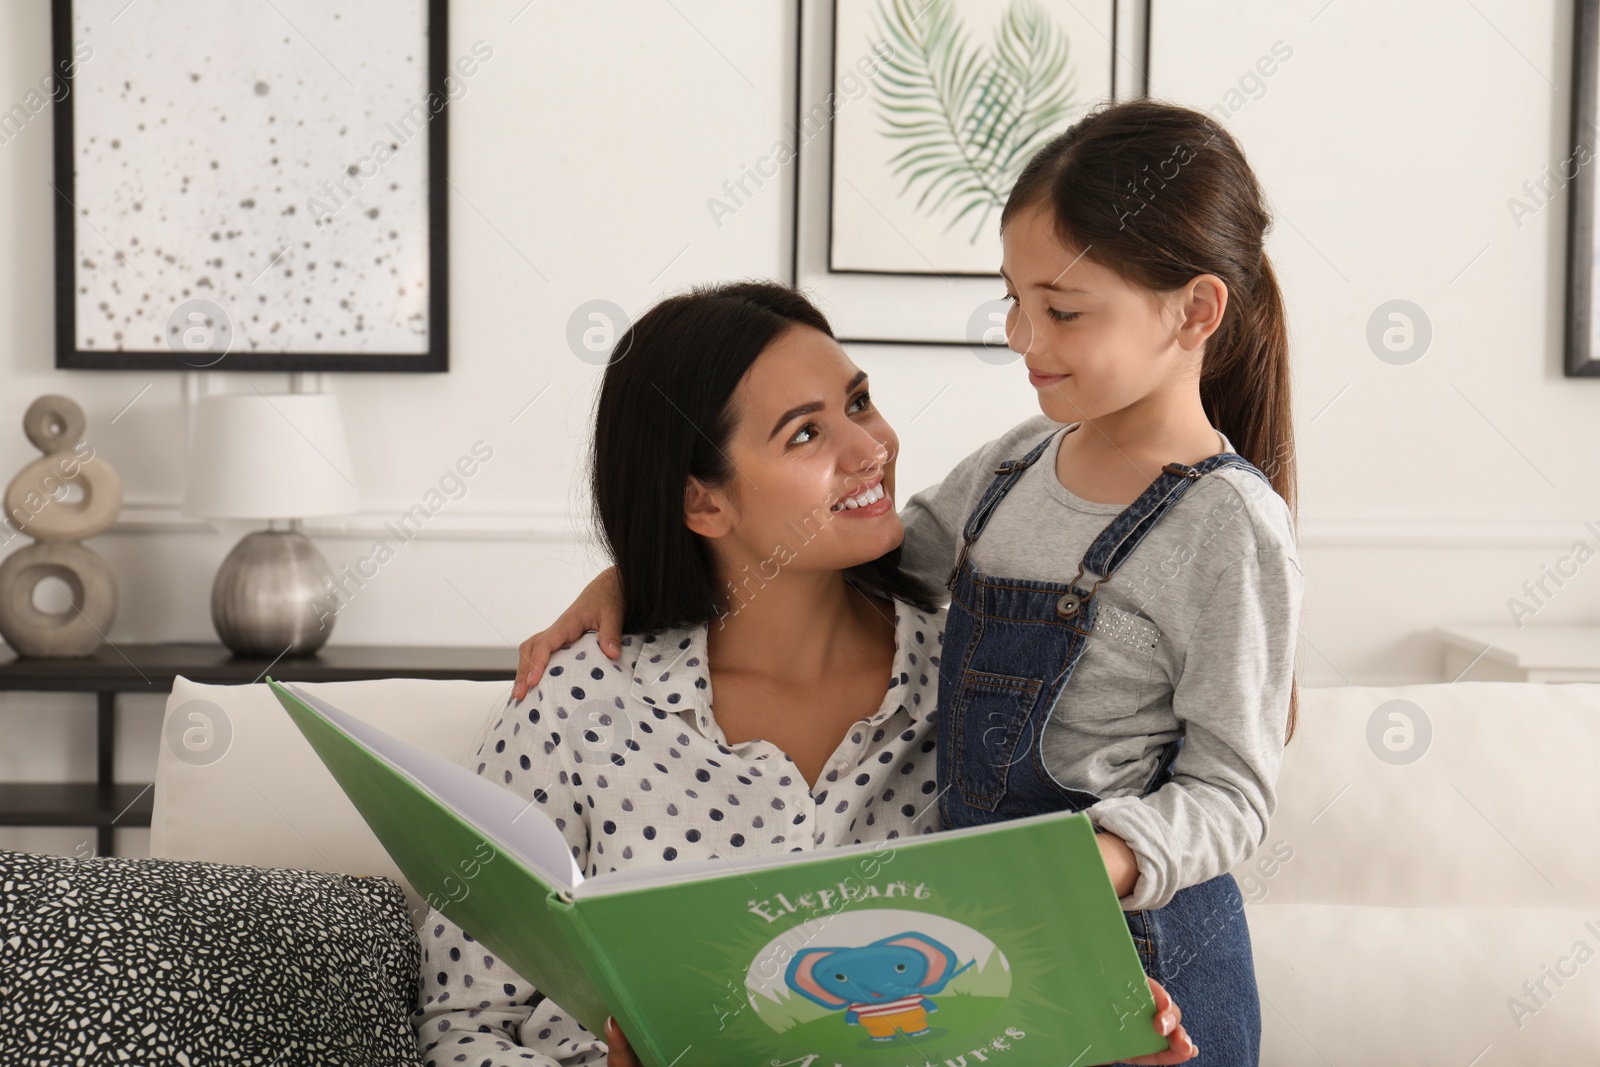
[830,475,893,517]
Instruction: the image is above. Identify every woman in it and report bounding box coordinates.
[414,280,1196,1066]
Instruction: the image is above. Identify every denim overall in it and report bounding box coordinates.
[935,429,1268,1066]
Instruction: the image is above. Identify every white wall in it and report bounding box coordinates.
[1,0,1594,857]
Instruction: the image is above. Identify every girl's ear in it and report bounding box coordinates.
[684,475,735,539]
[1176,273,1229,351]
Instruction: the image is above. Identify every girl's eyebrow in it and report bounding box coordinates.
[767,369,870,441]
[999,266,1090,295]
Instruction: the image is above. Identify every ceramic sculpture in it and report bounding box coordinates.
[0,395,121,657]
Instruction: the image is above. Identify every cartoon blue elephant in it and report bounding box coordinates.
[784,931,975,1041]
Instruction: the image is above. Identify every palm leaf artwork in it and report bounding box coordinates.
[867,0,1077,244]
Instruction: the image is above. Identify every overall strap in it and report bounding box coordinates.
[945,431,1057,592]
[1080,453,1269,583]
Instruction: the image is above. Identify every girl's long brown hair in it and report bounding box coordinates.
[1002,97,1300,744]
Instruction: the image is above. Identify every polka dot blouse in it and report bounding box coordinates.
[412,597,947,1066]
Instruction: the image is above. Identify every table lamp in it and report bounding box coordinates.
[182,393,359,657]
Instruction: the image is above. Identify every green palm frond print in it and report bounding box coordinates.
[868,0,1077,243]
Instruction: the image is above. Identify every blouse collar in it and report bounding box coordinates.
[624,596,935,745]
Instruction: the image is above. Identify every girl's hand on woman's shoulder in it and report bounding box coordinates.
[513,565,625,701]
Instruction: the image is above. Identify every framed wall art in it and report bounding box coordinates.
[791,0,1146,347]
[51,0,450,372]
[1566,0,1600,376]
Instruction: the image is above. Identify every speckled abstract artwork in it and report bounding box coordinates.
[68,0,432,358]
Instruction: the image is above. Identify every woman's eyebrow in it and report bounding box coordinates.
[766,370,870,441]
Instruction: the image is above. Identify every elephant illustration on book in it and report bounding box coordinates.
[784,931,976,1041]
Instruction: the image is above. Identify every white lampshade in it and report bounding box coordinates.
[183,393,360,520]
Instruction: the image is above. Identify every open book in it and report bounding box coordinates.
[268,678,1170,1067]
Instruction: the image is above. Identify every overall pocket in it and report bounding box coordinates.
[1069,601,1162,720]
[949,670,1045,811]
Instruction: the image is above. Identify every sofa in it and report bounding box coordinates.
[131,675,1600,1062]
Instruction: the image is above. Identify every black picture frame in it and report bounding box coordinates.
[1567,0,1600,376]
[50,0,449,373]
[790,0,1146,347]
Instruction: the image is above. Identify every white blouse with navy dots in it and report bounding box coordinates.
[412,596,947,1066]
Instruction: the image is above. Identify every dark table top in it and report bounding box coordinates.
[0,642,517,692]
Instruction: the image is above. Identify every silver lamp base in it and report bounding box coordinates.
[210,528,337,657]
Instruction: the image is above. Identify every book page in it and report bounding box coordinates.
[282,683,583,890]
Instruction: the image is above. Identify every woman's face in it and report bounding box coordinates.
[689,324,904,582]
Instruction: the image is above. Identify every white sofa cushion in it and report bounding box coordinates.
[1248,905,1600,1063]
[1228,681,1600,909]
[151,674,509,926]
[1227,680,1600,1063]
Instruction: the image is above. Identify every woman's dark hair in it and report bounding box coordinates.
[591,279,940,635]
[1002,97,1300,743]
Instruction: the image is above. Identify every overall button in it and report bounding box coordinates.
[1056,592,1083,618]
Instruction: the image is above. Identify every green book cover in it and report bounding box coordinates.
[270,678,1170,1067]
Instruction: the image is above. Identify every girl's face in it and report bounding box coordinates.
[999,201,1218,425]
[687,324,904,581]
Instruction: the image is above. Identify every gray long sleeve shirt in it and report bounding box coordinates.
[898,414,1304,911]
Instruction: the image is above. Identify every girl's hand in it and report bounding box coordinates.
[512,566,624,702]
[1114,978,1198,1064]
[604,1016,642,1066]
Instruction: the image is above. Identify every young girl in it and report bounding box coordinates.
[517,98,1300,1066]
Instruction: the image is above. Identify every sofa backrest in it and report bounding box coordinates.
[152,674,510,926]
[152,676,1600,926]
[1232,680,1600,911]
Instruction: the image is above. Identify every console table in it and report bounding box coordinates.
[0,643,516,857]
[1437,625,1600,683]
